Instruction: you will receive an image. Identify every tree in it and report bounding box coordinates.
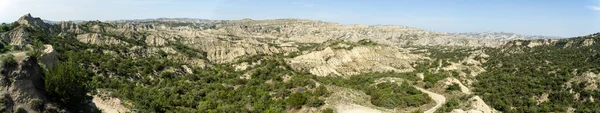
[314,85,329,96]
[45,61,92,107]
[286,93,307,109]
[0,23,8,32]
[306,97,324,107]
[446,83,461,92]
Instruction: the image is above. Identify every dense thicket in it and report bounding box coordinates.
[316,72,431,109]
[474,34,600,112]
[44,60,92,107]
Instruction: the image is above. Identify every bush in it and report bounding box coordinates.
[423,72,447,88]
[411,109,424,113]
[437,98,459,112]
[286,93,307,109]
[306,97,324,107]
[321,108,335,113]
[358,39,378,46]
[45,61,92,107]
[28,99,43,111]
[446,83,461,92]
[1,55,18,69]
[0,23,9,32]
[314,85,329,97]
[369,82,431,108]
[0,22,19,32]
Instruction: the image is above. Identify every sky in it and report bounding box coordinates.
[0,0,599,37]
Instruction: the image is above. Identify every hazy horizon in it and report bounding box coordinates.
[1,0,600,37]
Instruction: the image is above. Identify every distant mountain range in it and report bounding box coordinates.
[450,32,563,41]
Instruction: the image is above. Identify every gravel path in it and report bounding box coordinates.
[415,86,446,113]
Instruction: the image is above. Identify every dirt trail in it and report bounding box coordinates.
[415,86,446,113]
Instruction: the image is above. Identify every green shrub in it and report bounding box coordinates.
[446,83,461,92]
[321,108,335,113]
[437,98,459,113]
[45,61,92,107]
[2,55,18,68]
[0,22,19,32]
[423,72,447,88]
[358,39,378,46]
[369,82,431,108]
[314,85,329,97]
[306,97,324,107]
[286,93,307,109]
[411,109,423,113]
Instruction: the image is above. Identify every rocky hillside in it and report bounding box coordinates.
[0,13,598,113]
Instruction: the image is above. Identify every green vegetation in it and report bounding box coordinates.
[169,42,206,59]
[436,98,459,113]
[286,93,307,109]
[411,109,424,113]
[358,39,378,46]
[425,47,473,62]
[44,26,331,111]
[0,22,20,32]
[316,72,431,109]
[18,18,600,113]
[19,23,330,112]
[423,72,447,88]
[474,34,600,112]
[322,108,335,113]
[1,55,17,68]
[446,83,461,92]
[44,59,92,108]
[370,82,430,108]
[275,27,281,32]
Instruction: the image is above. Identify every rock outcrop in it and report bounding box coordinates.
[76,33,128,45]
[0,55,57,112]
[39,45,57,69]
[0,27,29,47]
[289,45,426,76]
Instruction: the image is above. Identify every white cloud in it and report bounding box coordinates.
[588,6,600,11]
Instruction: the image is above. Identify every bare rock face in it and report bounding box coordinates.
[0,27,30,46]
[289,45,427,76]
[39,45,57,69]
[49,17,541,65]
[1,14,60,47]
[0,56,53,112]
[77,33,128,45]
[57,21,84,34]
[213,19,503,47]
[17,14,47,28]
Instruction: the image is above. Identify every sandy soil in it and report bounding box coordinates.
[92,95,130,113]
[336,104,382,113]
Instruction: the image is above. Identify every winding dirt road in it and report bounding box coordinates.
[414,86,446,113]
